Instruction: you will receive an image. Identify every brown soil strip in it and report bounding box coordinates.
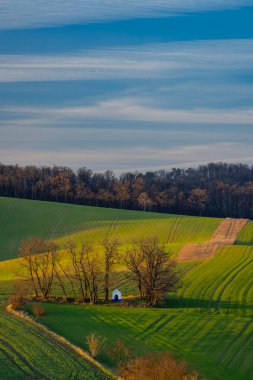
[178,218,248,261]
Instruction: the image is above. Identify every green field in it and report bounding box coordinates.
[176,246,253,317]
[0,279,109,380]
[1,197,253,380]
[37,244,253,380]
[236,221,253,246]
[39,303,253,380]
[0,311,110,380]
[0,196,221,261]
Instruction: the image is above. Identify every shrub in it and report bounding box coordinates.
[8,293,27,310]
[32,303,46,321]
[120,352,198,380]
[107,340,133,371]
[86,333,106,358]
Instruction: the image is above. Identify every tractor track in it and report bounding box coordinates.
[219,320,252,366]
[178,218,248,261]
[216,257,253,313]
[0,345,31,378]
[0,336,49,380]
[206,252,250,311]
[225,323,253,369]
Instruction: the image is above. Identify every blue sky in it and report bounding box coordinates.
[1,1,253,173]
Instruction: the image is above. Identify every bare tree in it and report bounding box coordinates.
[102,238,119,302]
[53,250,68,301]
[20,237,42,297]
[66,240,89,301]
[20,237,59,299]
[126,237,181,306]
[66,239,102,304]
[35,241,59,299]
[188,188,208,216]
[125,247,144,300]
[138,192,153,212]
[113,182,130,208]
[2,162,253,220]
[86,249,102,304]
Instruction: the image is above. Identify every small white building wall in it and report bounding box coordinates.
[112,288,122,300]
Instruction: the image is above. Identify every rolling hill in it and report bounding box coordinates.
[38,244,253,380]
[0,197,252,380]
[0,310,110,380]
[0,196,221,261]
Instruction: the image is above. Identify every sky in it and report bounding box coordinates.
[1,1,253,173]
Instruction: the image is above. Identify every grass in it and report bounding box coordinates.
[0,309,110,380]
[36,244,253,380]
[0,196,221,261]
[236,221,253,246]
[0,195,221,308]
[176,246,253,317]
[0,278,110,380]
[55,216,221,253]
[40,303,253,380]
[1,197,252,380]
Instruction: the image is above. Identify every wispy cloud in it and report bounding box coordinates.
[0,53,165,82]
[1,112,252,171]
[1,39,253,83]
[3,97,253,125]
[1,125,243,146]
[1,2,252,173]
[1,142,253,173]
[0,1,252,30]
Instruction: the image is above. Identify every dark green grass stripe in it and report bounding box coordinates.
[216,257,253,313]
[226,322,253,370]
[0,336,49,379]
[0,345,31,379]
[187,316,218,350]
[221,256,253,317]
[181,251,243,311]
[219,320,252,366]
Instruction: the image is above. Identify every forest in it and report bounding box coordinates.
[1,162,253,218]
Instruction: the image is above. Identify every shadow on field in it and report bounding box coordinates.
[164,296,253,315]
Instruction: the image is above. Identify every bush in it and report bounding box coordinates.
[120,352,198,380]
[8,294,27,310]
[86,333,106,358]
[32,303,46,321]
[107,340,133,371]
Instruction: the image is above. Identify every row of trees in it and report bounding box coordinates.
[20,236,181,306]
[1,162,253,218]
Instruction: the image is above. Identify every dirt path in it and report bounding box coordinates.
[178,218,248,261]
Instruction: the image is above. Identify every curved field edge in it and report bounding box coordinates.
[176,246,253,317]
[32,245,253,380]
[0,309,111,380]
[0,197,222,261]
[6,305,115,379]
[1,197,252,380]
[236,221,253,245]
[40,303,253,380]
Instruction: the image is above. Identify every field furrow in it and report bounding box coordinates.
[0,311,110,380]
[1,198,253,380]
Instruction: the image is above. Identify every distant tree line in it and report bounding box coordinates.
[1,162,253,218]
